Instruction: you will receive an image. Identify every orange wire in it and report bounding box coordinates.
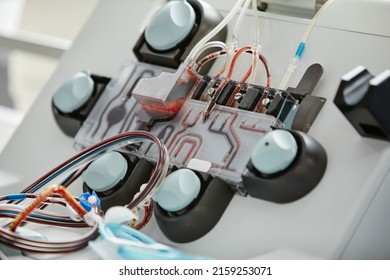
[9,185,87,232]
[222,47,253,107]
[226,46,251,79]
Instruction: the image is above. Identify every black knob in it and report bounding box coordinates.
[52,72,110,137]
[154,170,234,243]
[243,129,327,203]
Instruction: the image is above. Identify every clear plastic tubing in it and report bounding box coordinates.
[190,41,228,63]
[249,0,261,83]
[278,0,335,90]
[186,0,247,63]
[231,0,252,44]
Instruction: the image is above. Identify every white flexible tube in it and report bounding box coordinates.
[301,0,335,43]
[222,0,257,78]
[189,41,228,65]
[249,48,258,84]
[232,0,252,45]
[278,57,299,90]
[249,0,261,83]
[186,0,247,63]
[278,0,336,90]
[252,0,261,46]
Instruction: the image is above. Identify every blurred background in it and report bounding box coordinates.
[0,0,99,152]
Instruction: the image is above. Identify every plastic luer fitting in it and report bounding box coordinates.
[52,72,94,113]
[145,1,196,51]
[78,191,102,211]
[82,152,128,193]
[154,169,201,212]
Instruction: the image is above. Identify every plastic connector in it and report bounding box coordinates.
[288,57,300,73]
[295,42,306,58]
[251,43,262,54]
[79,191,101,212]
[228,40,238,53]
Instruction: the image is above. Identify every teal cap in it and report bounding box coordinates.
[53,72,94,113]
[154,169,201,212]
[251,130,298,175]
[145,1,196,51]
[82,151,128,192]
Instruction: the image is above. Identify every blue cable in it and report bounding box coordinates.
[5,194,27,200]
[104,223,156,244]
[30,137,147,193]
[0,210,75,222]
[100,223,209,260]
[295,42,305,58]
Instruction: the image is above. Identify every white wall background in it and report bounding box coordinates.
[0,0,99,152]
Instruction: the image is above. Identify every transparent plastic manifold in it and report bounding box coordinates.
[74,61,174,149]
[75,61,299,191]
[134,99,277,186]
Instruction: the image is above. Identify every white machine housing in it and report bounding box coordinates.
[0,0,390,259]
